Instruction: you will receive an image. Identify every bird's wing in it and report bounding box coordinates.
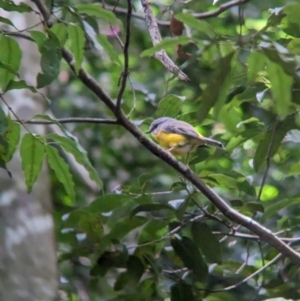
[161,120,202,140]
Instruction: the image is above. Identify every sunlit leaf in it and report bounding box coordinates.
[67,24,85,73]
[76,4,119,23]
[0,34,21,91]
[46,144,75,200]
[20,134,45,193]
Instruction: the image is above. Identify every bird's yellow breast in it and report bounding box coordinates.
[152,131,203,156]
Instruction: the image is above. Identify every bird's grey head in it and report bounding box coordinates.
[147,117,173,134]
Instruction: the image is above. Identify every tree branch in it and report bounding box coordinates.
[106,0,252,26]
[140,0,189,81]
[32,0,300,265]
[116,0,132,111]
[22,117,119,125]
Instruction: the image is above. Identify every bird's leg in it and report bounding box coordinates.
[165,146,176,153]
[185,152,190,166]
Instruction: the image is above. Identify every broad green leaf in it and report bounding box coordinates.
[47,133,102,189]
[171,236,208,282]
[140,36,191,57]
[50,23,68,47]
[0,61,19,77]
[0,34,21,91]
[191,222,222,264]
[5,80,41,94]
[67,24,85,73]
[114,272,128,291]
[171,282,195,301]
[37,32,62,88]
[254,116,297,172]
[2,118,20,162]
[0,16,18,29]
[46,144,75,200]
[262,197,300,221]
[196,52,234,123]
[76,4,119,23]
[30,30,47,48]
[20,134,45,193]
[155,95,182,118]
[175,13,216,38]
[97,34,121,66]
[0,106,8,136]
[89,194,131,212]
[0,0,32,12]
[247,51,266,83]
[104,216,148,242]
[127,255,145,282]
[78,212,103,240]
[226,128,262,151]
[138,220,168,244]
[245,202,264,214]
[267,60,293,119]
[258,185,279,202]
[130,203,174,217]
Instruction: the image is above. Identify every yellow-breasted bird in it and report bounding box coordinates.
[147,117,224,156]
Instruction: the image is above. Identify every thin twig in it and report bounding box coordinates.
[116,0,132,111]
[20,117,119,125]
[218,253,282,292]
[257,118,279,202]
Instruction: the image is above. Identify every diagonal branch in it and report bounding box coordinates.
[32,0,300,265]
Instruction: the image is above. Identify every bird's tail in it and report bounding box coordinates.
[201,137,224,149]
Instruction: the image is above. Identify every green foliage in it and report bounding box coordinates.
[20,133,45,192]
[3,0,300,300]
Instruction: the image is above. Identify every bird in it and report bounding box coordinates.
[147,117,224,157]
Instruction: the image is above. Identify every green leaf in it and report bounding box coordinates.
[20,134,45,193]
[0,0,32,12]
[78,212,103,240]
[155,95,182,118]
[47,133,102,189]
[171,282,195,301]
[247,51,266,83]
[0,60,19,77]
[138,220,168,244]
[50,23,68,47]
[89,194,131,212]
[171,236,208,282]
[226,128,262,151]
[0,34,21,91]
[0,107,8,136]
[175,12,216,38]
[0,16,16,28]
[5,80,41,94]
[75,4,119,23]
[140,36,192,57]
[104,216,148,242]
[67,24,85,73]
[253,117,297,172]
[191,222,222,264]
[37,32,62,88]
[97,34,121,66]
[262,197,300,221]
[130,203,174,218]
[196,52,234,123]
[2,118,20,162]
[45,144,75,200]
[267,60,293,119]
[30,31,47,48]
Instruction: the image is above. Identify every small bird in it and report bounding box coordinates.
[147,117,224,156]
